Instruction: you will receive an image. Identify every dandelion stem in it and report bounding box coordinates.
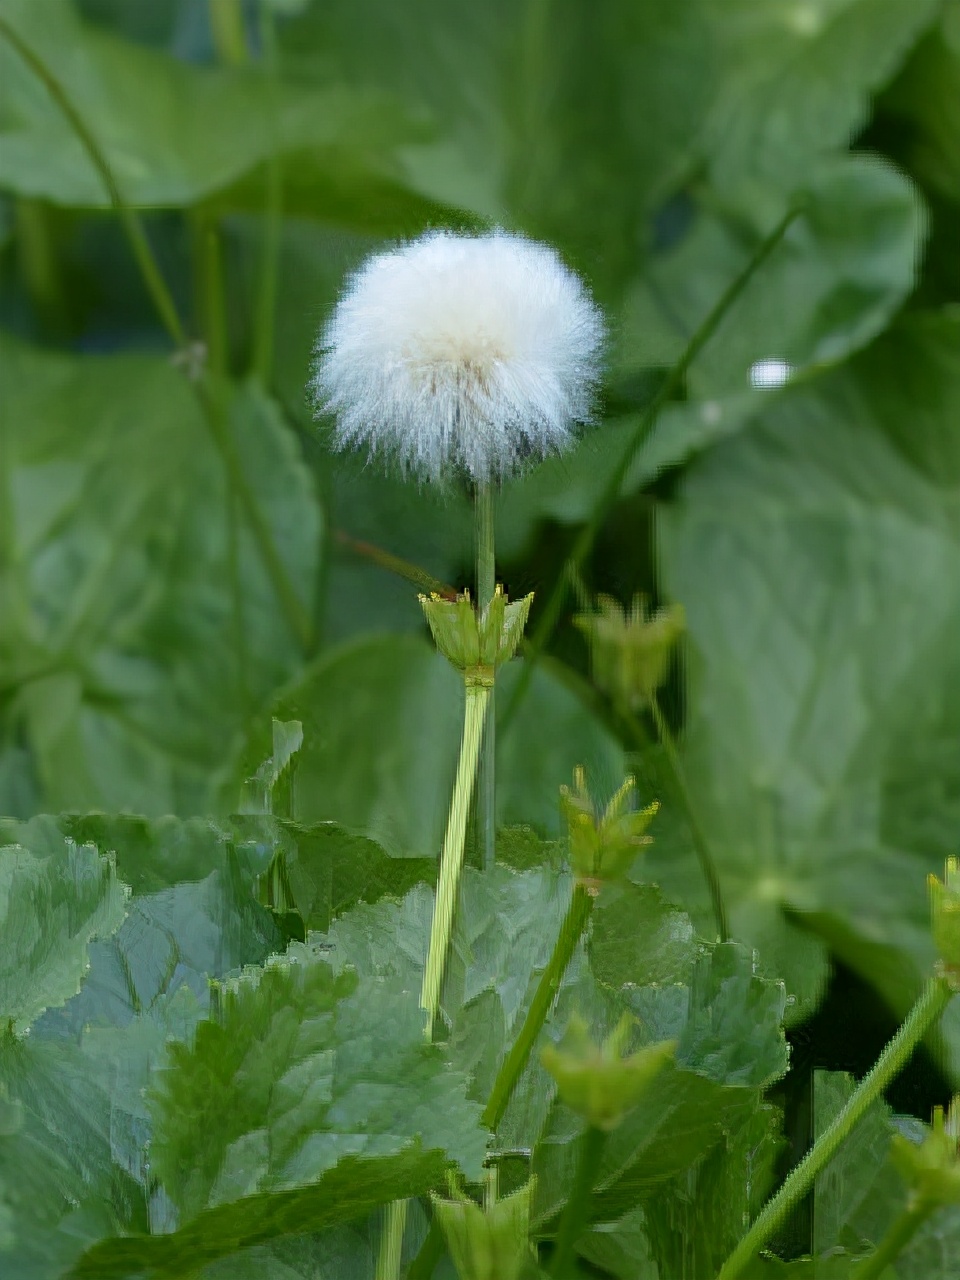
[476,483,497,870]
[716,975,954,1280]
[421,678,492,1036]
[649,693,728,942]
[374,1198,407,1280]
[549,1124,606,1278]
[482,883,594,1132]
[498,204,803,738]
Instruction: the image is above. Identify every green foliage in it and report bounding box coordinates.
[0,833,126,1032]
[1,0,958,1274]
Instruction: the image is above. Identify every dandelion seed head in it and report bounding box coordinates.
[312,229,605,483]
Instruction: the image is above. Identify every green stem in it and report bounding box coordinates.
[649,693,728,942]
[252,0,283,383]
[0,17,186,347]
[717,976,954,1280]
[549,1124,606,1278]
[498,204,803,738]
[482,883,594,1132]
[849,1202,933,1280]
[421,679,492,1036]
[375,1198,407,1280]
[208,0,249,66]
[476,483,497,871]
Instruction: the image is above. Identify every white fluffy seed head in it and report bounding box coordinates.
[311,229,605,483]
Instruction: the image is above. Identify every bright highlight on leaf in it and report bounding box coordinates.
[312,229,605,482]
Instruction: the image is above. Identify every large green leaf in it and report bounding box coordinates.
[227,633,624,856]
[150,952,485,1213]
[0,0,434,215]
[0,834,127,1033]
[651,310,960,1042]
[702,0,941,194]
[0,335,319,817]
[0,1029,152,1280]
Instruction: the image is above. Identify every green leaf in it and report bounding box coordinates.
[0,813,281,1034]
[231,813,436,931]
[703,0,941,194]
[68,1148,446,1280]
[642,1102,783,1280]
[146,942,485,1213]
[650,311,960,1037]
[0,0,433,214]
[227,634,624,856]
[0,1028,154,1280]
[0,336,319,817]
[0,835,127,1033]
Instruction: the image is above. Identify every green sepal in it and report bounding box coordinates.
[574,594,685,709]
[930,857,960,984]
[419,586,534,679]
[891,1097,960,1210]
[560,767,659,887]
[431,1176,537,1280]
[541,1014,676,1131]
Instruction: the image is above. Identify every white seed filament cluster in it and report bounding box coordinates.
[312,229,604,483]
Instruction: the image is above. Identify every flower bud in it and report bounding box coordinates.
[542,1014,676,1131]
[891,1097,960,1210]
[420,586,533,682]
[431,1177,537,1280]
[575,595,685,710]
[929,857,960,986]
[560,767,658,888]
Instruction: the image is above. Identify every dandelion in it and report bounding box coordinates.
[311,228,603,1053]
[312,228,604,484]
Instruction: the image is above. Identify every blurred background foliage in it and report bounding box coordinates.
[0,0,958,1076]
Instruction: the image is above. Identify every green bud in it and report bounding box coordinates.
[541,1014,676,1131]
[419,586,533,682]
[431,1176,537,1280]
[560,766,659,887]
[891,1097,960,1210]
[575,594,685,709]
[929,857,960,985]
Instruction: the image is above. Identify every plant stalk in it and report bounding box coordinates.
[498,203,803,738]
[476,483,497,871]
[649,693,728,942]
[549,1124,606,1278]
[208,0,249,66]
[849,1202,932,1280]
[482,883,594,1132]
[716,976,954,1280]
[375,1198,407,1280]
[421,678,492,1036]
